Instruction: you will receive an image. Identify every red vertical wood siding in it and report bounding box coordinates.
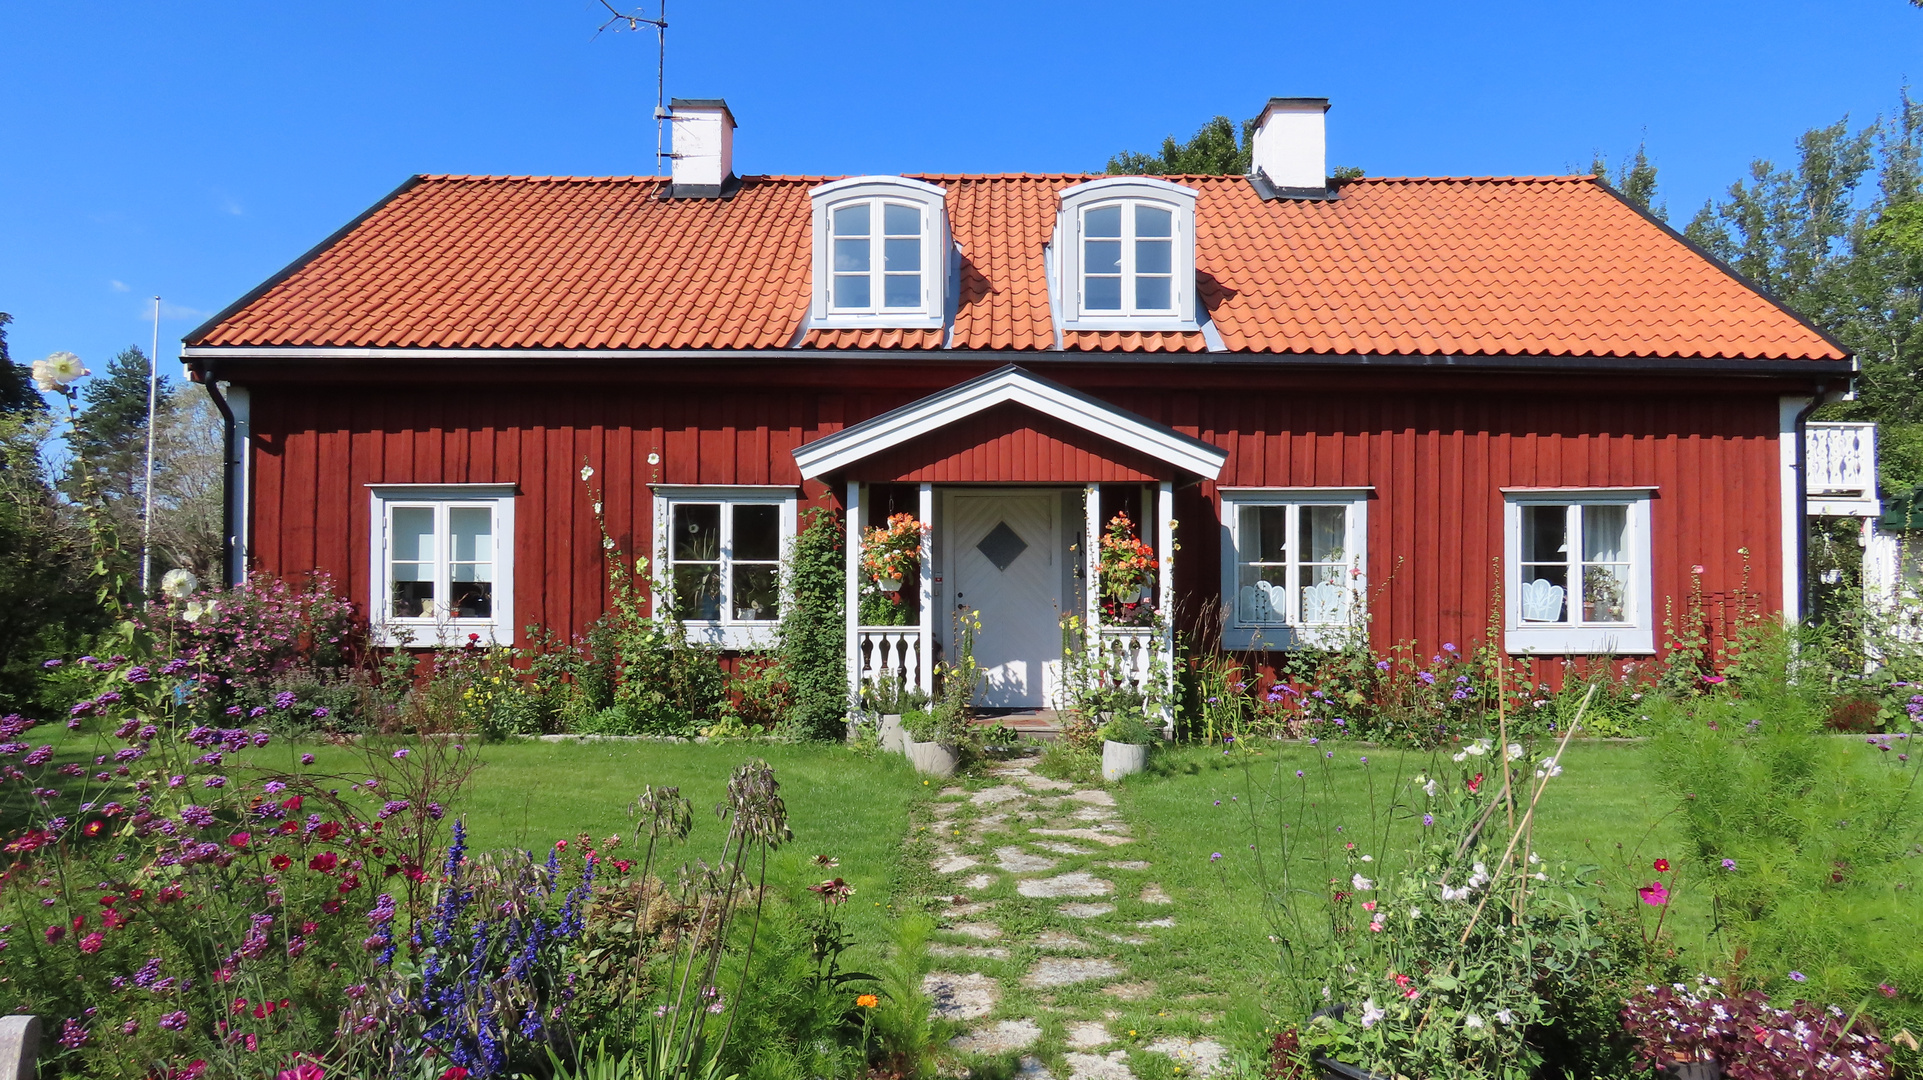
[245,374,1786,666]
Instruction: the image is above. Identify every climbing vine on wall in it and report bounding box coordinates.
[777,505,847,739]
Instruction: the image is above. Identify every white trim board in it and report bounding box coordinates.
[791,365,1227,480]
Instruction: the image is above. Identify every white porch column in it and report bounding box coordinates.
[1157,481,1177,720]
[918,482,935,692]
[1084,484,1102,628]
[845,481,862,708]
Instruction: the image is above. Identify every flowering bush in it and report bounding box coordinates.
[1622,980,1893,1079]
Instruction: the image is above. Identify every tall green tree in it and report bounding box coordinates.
[1591,143,1666,220]
[68,345,166,513]
[1108,115,1255,176]
[0,314,43,415]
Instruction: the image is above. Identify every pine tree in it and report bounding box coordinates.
[0,314,42,415]
[1591,143,1667,220]
[69,345,166,510]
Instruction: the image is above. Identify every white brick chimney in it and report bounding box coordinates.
[1250,97,1330,195]
[668,98,736,197]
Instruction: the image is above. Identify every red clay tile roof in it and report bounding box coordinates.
[188,172,1846,361]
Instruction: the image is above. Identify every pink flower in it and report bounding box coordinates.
[78,932,104,954]
[1362,901,1377,912]
[1638,881,1669,906]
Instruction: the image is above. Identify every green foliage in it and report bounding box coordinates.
[0,411,104,711]
[0,313,43,415]
[68,345,164,509]
[1034,739,1099,784]
[1649,627,1923,1068]
[1098,707,1155,745]
[1592,142,1666,220]
[775,507,847,740]
[1108,115,1254,176]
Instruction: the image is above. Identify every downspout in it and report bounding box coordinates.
[198,367,237,587]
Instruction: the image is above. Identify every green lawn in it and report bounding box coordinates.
[1113,739,1701,1035]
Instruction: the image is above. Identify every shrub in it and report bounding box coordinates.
[1622,980,1893,1079]
[1098,709,1155,745]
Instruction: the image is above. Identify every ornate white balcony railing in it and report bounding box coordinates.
[857,628,927,695]
[1807,422,1880,517]
[1094,627,1159,693]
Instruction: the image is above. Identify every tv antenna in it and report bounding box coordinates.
[594,0,670,176]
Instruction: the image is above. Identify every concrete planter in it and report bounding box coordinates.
[905,738,958,776]
[879,714,906,754]
[1102,740,1147,781]
[0,1015,38,1080]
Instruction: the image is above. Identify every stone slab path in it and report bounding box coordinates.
[913,753,1227,1079]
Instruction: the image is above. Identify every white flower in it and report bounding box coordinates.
[1527,852,1540,865]
[1359,999,1384,1029]
[159,568,200,600]
[1506,742,1524,761]
[182,599,215,624]
[1495,1009,1515,1025]
[1360,854,1374,862]
[1423,778,1438,797]
[1408,907,1422,920]
[1452,751,1468,763]
[1440,884,1471,901]
[1351,873,1374,891]
[1465,740,1488,757]
[580,465,595,481]
[592,502,603,515]
[32,351,89,391]
[1467,862,1489,889]
[1463,1013,1486,1031]
[1535,757,1562,779]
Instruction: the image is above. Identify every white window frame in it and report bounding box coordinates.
[651,485,799,650]
[809,177,949,329]
[1218,488,1370,650]
[1056,176,1199,333]
[1503,488,1656,655]
[367,484,517,648]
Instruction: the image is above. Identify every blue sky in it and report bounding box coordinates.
[2,0,1920,378]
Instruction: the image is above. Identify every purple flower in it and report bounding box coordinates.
[300,753,315,765]
[1722,858,1738,871]
[274,692,296,709]
[1422,814,1435,826]
[202,777,226,789]
[311,707,329,720]
[263,781,286,795]
[1417,671,1436,685]
[42,659,62,669]
[180,806,215,828]
[1443,642,1457,652]
[57,1018,88,1050]
[247,706,268,719]
[392,748,410,759]
[157,1010,187,1031]
[1789,971,1807,982]
[1209,852,1223,861]
[123,667,151,684]
[1375,660,1390,671]
[1296,770,1304,778]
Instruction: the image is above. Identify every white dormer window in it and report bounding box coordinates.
[1056,177,1198,332]
[810,177,949,329]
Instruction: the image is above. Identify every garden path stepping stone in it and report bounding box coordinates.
[923,971,998,1019]
[1025,957,1125,987]
[1018,871,1113,898]
[951,1019,1042,1054]
[1017,1055,1053,1080]
[1065,1021,1113,1049]
[960,873,996,890]
[1034,841,1092,855]
[1145,1038,1227,1076]
[1065,1050,1135,1080]
[973,785,1028,806]
[1099,933,1149,946]
[1035,930,1090,950]
[1104,860,1150,871]
[1140,884,1172,905]
[1059,902,1116,918]
[1066,789,1116,806]
[997,846,1057,873]
[1135,917,1175,928]
[1018,775,1074,792]
[929,943,1011,960]
[934,854,980,874]
[952,922,1003,940]
[1031,828,1134,847]
[1101,981,1155,1001]
[1073,807,1118,822]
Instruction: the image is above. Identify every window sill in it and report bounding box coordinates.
[373,620,515,648]
[1222,624,1359,651]
[1504,625,1654,655]
[1060,316,1200,333]
[682,622,778,650]
[813,312,946,330]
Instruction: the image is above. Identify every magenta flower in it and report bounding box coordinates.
[1637,881,1669,906]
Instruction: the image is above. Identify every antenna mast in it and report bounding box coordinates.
[595,0,670,176]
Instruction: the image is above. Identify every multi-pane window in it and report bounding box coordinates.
[1081,202,1176,314]
[831,200,923,312]
[1218,491,1369,647]
[1504,491,1653,654]
[371,487,516,646]
[1518,503,1631,624]
[662,498,789,624]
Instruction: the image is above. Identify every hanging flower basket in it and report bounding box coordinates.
[1098,512,1158,626]
[860,513,927,625]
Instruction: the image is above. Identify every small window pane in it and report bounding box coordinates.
[833,237,871,273]
[672,504,721,562]
[1085,239,1121,275]
[1300,506,1346,563]
[1135,204,1172,237]
[1086,205,1122,238]
[884,237,920,272]
[833,203,870,236]
[733,565,780,621]
[1583,565,1629,623]
[1237,564,1289,625]
[733,504,781,561]
[884,274,921,308]
[393,507,434,564]
[1085,276,1122,310]
[1136,238,1171,275]
[1523,505,1568,563]
[1134,276,1171,311]
[449,507,491,563]
[1520,565,1569,623]
[833,274,870,309]
[672,565,722,621]
[1239,506,1288,563]
[883,203,919,235]
[1583,505,1628,562]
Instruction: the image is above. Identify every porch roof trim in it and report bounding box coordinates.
[792,364,1228,481]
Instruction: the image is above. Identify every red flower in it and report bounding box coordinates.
[271,854,292,871]
[157,883,184,904]
[102,909,128,930]
[614,859,633,874]
[554,840,567,850]
[231,998,249,1015]
[277,821,299,835]
[308,852,338,873]
[43,925,63,943]
[70,914,85,931]
[82,820,105,837]
[228,832,251,849]
[78,932,104,954]
[1467,773,1485,794]
[441,1067,470,1080]
[314,822,341,841]
[301,921,317,935]
[321,900,342,915]
[280,795,302,813]
[1653,858,1671,873]
[99,895,119,908]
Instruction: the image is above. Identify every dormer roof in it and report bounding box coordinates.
[184,172,1848,363]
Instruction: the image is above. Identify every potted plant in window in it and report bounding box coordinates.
[1098,512,1158,627]
[1099,707,1154,781]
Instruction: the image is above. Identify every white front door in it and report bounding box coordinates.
[946,491,1062,708]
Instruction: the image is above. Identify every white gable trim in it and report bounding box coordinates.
[792,365,1227,480]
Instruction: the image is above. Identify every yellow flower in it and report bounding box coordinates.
[856,994,879,1008]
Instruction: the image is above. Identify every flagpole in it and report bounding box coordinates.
[141,296,160,600]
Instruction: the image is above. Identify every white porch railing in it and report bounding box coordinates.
[857,628,928,695]
[1093,627,1159,693]
[1807,422,1880,517]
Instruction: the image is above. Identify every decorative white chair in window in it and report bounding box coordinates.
[1520,579,1566,622]
[1238,580,1283,624]
[1301,581,1347,624]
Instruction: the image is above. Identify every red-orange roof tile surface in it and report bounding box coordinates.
[189,173,1845,361]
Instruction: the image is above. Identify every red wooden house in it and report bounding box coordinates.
[179,97,1853,711]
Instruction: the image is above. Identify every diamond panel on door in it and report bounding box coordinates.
[976,522,1029,571]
